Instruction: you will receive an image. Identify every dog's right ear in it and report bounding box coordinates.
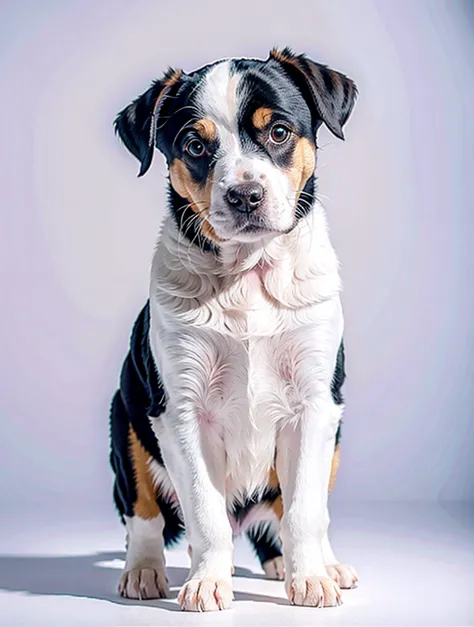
[269,48,357,140]
[114,68,183,177]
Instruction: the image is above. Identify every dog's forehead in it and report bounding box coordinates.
[196,61,240,130]
[184,58,305,128]
[190,59,310,132]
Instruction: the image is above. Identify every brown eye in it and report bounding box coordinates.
[185,138,206,157]
[270,124,291,144]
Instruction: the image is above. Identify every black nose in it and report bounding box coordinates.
[225,182,264,213]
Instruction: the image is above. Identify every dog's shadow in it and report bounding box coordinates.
[0,552,287,610]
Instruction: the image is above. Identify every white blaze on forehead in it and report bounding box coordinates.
[198,61,241,155]
[199,61,239,129]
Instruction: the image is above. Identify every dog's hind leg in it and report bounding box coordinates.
[247,520,284,580]
[120,514,169,600]
[110,391,169,599]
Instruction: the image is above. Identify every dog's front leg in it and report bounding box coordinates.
[156,405,233,612]
[276,393,342,607]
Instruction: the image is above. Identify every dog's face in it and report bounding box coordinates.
[115,48,357,246]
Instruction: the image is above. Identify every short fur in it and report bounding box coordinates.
[110,48,358,610]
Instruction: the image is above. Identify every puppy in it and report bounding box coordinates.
[110,47,358,611]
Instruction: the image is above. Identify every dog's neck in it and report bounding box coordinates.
[154,200,341,310]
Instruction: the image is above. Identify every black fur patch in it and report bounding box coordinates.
[109,301,185,546]
[247,523,282,567]
[331,340,346,446]
[231,486,281,525]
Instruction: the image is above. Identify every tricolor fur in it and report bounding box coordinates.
[110,48,358,610]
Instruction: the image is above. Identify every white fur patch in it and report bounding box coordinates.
[149,204,342,500]
[123,514,166,572]
[198,61,240,144]
[146,195,345,602]
[148,456,181,510]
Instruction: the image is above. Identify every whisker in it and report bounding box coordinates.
[316,140,335,151]
[315,192,332,204]
[155,105,200,131]
[177,212,202,265]
[172,201,209,264]
[175,201,214,262]
[184,215,207,260]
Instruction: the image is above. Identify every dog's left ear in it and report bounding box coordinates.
[114,68,183,177]
[269,48,357,140]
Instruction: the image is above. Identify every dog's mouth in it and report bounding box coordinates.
[212,214,295,242]
[232,213,276,234]
[232,222,283,241]
[238,222,271,234]
[235,215,296,237]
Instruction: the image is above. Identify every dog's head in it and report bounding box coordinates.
[115,48,357,246]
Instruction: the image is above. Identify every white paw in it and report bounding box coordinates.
[118,566,169,599]
[262,556,285,580]
[178,578,233,611]
[326,563,359,589]
[286,575,342,607]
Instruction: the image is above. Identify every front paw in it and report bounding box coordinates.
[326,563,359,589]
[286,575,342,607]
[178,578,233,612]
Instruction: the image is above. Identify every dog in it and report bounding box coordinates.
[109,47,358,611]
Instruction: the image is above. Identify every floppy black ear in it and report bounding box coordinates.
[269,47,357,140]
[114,68,183,176]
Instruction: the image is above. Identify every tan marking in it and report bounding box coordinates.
[129,426,160,519]
[268,467,279,489]
[270,48,308,81]
[328,445,341,493]
[270,48,295,64]
[285,136,316,200]
[200,218,221,242]
[252,107,273,130]
[268,468,283,519]
[193,118,217,142]
[169,158,211,211]
[272,494,283,520]
[169,159,222,243]
[151,70,182,120]
[147,69,183,151]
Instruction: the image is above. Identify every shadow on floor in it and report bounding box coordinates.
[0,552,287,610]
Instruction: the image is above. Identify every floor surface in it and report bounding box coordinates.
[1,502,473,626]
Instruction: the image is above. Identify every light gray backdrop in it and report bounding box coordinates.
[1,0,473,516]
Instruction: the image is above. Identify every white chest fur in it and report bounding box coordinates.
[149,208,343,497]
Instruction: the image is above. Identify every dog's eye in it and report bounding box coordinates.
[269,124,292,145]
[185,139,206,158]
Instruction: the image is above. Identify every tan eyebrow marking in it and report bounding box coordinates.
[252,107,273,130]
[193,118,217,142]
